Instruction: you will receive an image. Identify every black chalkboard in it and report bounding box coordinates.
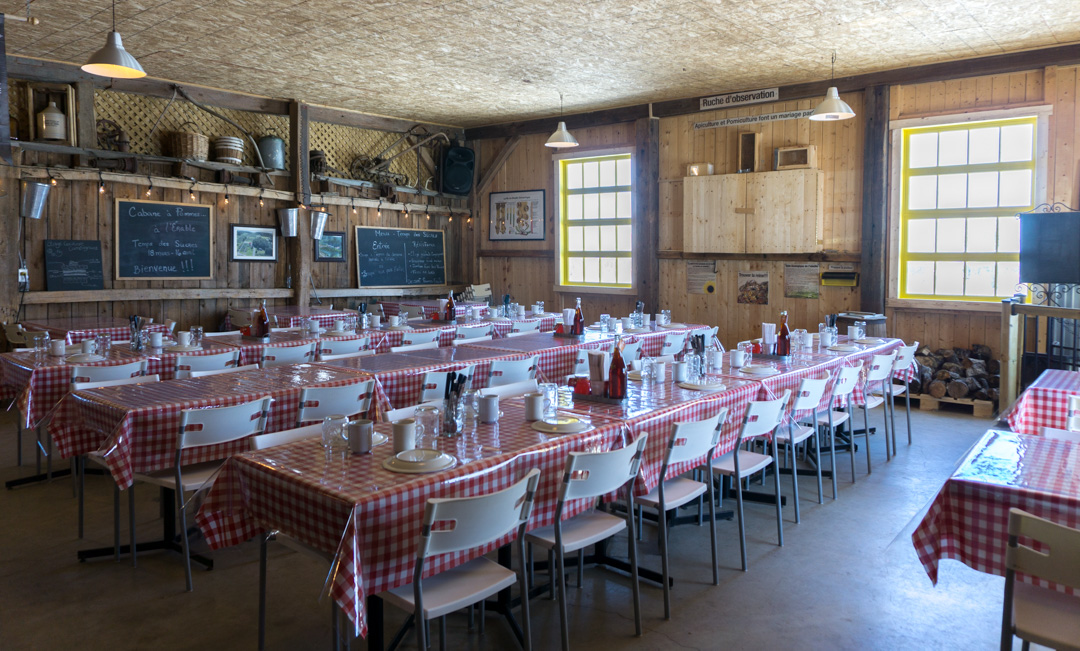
[44,240,104,291]
[114,199,213,279]
[355,226,446,287]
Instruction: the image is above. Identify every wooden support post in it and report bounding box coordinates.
[860,84,889,314]
[1000,295,1023,408]
[476,136,521,196]
[0,164,19,327]
[74,81,95,167]
[634,117,660,311]
[289,101,312,307]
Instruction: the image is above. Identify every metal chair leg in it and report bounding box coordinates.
[861,403,871,477]
[556,546,570,651]
[547,549,556,600]
[772,436,783,547]
[904,384,912,448]
[438,616,446,651]
[658,499,672,618]
[178,490,193,592]
[77,456,85,538]
[576,549,584,588]
[626,493,642,637]
[516,537,533,651]
[113,484,120,562]
[259,534,268,651]
[735,472,747,571]
[129,486,137,568]
[814,422,824,504]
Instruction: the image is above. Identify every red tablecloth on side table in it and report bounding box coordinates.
[1005,369,1080,436]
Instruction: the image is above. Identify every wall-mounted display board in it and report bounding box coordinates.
[44,239,104,291]
[355,226,446,288]
[114,199,213,279]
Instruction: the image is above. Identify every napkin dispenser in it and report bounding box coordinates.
[820,271,859,287]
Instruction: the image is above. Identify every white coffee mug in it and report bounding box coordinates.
[176,331,192,347]
[621,317,633,331]
[370,315,382,328]
[709,350,724,369]
[334,319,345,332]
[524,393,545,421]
[470,306,482,321]
[349,419,373,454]
[49,340,66,357]
[392,419,416,453]
[652,361,666,383]
[478,395,500,423]
[731,350,747,368]
[149,331,163,347]
[672,361,688,382]
[389,315,400,327]
[81,339,96,355]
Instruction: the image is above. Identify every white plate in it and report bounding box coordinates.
[855,338,885,345]
[385,325,413,331]
[828,344,861,352]
[628,370,643,381]
[678,381,726,392]
[484,317,510,322]
[164,344,203,352]
[382,448,457,474]
[66,353,106,362]
[624,328,650,334]
[532,416,591,434]
[659,322,688,329]
[371,432,388,447]
[739,365,780,377]
[322,330,352,337]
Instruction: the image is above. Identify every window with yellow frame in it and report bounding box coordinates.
[558,153,633,288]
[898,116,1036,301]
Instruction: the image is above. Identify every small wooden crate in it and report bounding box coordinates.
[774,145,817,171]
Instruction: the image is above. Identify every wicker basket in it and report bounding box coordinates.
[168,121,208,161]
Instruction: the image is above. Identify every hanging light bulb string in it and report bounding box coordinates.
[145,174,152,197]
[98,169,105,194]
[259,189,265,207]
[376,198,383,217]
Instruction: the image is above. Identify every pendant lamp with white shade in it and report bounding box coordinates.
[809,52,855,122]
[545,93,579,148]
[81,0,146,79]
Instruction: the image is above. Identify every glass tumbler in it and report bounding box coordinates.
[189,326,204,347]
[321,415,349,455]
[538,382,558,419]
[414,406,442,448]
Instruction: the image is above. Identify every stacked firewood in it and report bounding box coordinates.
[910,344,1000,404]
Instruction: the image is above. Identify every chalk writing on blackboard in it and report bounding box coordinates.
[355,226,446,288]
[115,199,213,279]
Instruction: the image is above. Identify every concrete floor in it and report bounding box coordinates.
[0,402,1030,650]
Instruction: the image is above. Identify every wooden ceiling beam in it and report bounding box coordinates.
[465,43,1080,140]
[6,55,461,135]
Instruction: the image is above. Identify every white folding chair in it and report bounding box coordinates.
[479,379,539,399]
[270,326,304,333]
[73,374,161,546]
[511,320,541,333]
[402,330,440,346]
[296,380,376,425]
[316,350,375,362]
[504,331,532,338]
[204,330,243,337]
[70,360,147,384]
[319,336,370,356]
[638,409,728,618]
[1039,427,1080,442]
[391,341,439,353]
[250,423,322,451]
[779,376,831,521]
[711,393,788,571]
[133,396,272,591]
[173,350,240,379]
[525,436,649,649]
[420,366,475,403]
[188,364,259,378]
[1065,395,1080,432]
[453,335,493,345]
[164,319,178,334]
[260,342,317,367]
[488,355,538,387]
[456,324,492,339]
[384,400,445,422]
[879,341,919,454]
[467,283,492,302]
[381,469,540,651]
[659,332,688,358]
[799,364,862,498]
[858,352,897,466]
[620,339,643,363]
[399,305,425,320]
[1000,508,1080,651]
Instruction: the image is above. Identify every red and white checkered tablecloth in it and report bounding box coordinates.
[200,331,325,366]
[912,429,1080,593]
[380,301,488,320]
[222,309,357,331]
[19,317,169,345]
[49,364,370,488]
[1005,369,1080,436]
[458,333,614,383]
[0,348,148,429]
[196,400,623,638]
[141,339,245,380]
[561,378,762,495]
[357,327,450,354]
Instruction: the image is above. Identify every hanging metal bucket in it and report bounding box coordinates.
[311,210,328,240]
[257,134,286,170]
[21,181,50,219]
[278,208,299,237]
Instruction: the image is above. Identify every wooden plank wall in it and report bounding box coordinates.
[7,152,466,330]
[886,66,1080,355]
[473,123,639,317]
[657,92,865,345]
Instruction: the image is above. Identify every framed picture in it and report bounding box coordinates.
[490,190,544,240]
[315,231,346,262]
[230,224,277,261]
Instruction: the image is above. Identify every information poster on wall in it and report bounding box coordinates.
[737,271,769,305]
[687,261,717,294]
[784,263,820,299]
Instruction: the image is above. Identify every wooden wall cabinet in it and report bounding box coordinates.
[682,169,824,254]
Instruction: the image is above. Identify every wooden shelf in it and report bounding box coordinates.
[11,139,288,176]
[315,286,465,298]
[21,288,294,305]
[658,251,859,262]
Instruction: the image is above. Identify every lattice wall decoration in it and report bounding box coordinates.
[94,89,290,167]
[308,120,422,188]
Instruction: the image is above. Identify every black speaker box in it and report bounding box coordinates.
[441,146,475,195]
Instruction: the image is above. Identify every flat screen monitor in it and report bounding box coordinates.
[1019,211,1080,285]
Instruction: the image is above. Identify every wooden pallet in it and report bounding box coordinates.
[908,393,996,419]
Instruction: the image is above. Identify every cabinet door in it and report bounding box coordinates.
[745,169,824,253]
[683,175,745,253]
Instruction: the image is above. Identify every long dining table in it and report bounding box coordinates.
[1003,368,1080,436]
[195,334,909,641]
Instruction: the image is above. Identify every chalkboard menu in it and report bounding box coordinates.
[114,199,213,279]
[355,226,446,287]
[44,240,104,291]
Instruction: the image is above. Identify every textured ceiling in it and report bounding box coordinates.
[6,0,1080,127]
